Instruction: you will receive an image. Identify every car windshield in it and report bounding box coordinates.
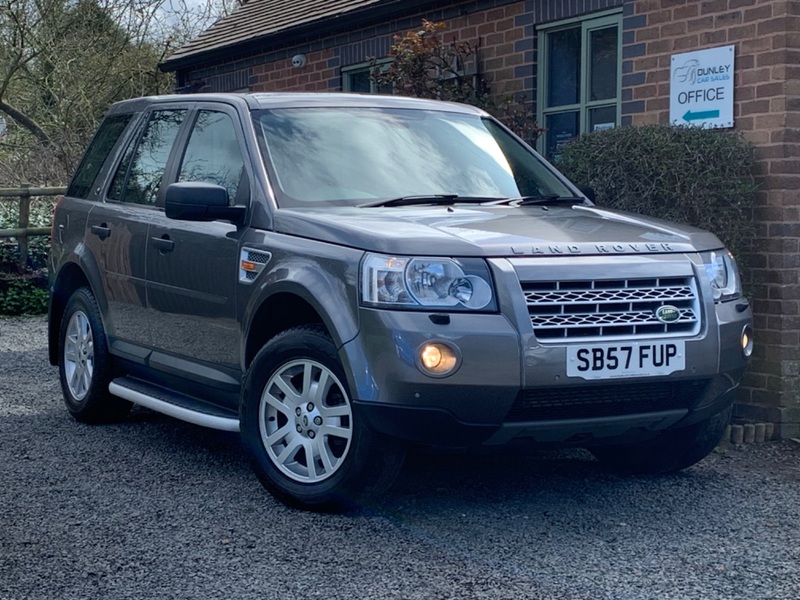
[253,106,575,207]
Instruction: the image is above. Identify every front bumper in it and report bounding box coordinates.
[342,297,751,448]
[354,372,743,448]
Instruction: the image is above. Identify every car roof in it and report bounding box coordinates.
[105,92,488,116]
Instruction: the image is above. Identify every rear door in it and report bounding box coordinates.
[86,107,189,355]
[54,113,134,357]
[145,104,250,392]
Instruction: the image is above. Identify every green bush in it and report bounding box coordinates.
[0,238,50,272]
[0,274,49,316]
[1,197,54,316]
[1,238,51,317]
[555,125,758,262]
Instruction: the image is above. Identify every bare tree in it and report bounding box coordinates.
[0,0,236,184]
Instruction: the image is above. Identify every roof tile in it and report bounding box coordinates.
[163,0,387,68]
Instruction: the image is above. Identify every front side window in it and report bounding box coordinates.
[254,107,574,207]
[108,109,186,205]
[538,11,621,159]
[178,110,245,203]
[68,114,132,199]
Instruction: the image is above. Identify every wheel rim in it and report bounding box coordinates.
[64,310,94,401]
[259,359,353,483]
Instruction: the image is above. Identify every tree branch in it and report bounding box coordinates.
[0,99,51,145]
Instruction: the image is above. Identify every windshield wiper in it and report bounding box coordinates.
[358,195,499,208]
[358,194,584,208]
[489,195,586,206]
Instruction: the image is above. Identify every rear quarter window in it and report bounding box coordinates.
[67,114,132,199]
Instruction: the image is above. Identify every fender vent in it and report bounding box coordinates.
[239,248,271,283]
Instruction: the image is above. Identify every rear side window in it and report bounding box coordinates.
[107,119,144,202]
[67,114,132,199]
[109,109,186,205]
[178,110,245,204]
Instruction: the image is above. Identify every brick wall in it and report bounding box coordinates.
[449,2,531,99]
[622,0,800,436]
[181,0,628,105]
[251,49,339,92]
[182,0,537,104]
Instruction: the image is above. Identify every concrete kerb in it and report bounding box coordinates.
[721,422,775,446]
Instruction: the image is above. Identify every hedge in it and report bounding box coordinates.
[555,124,758,264]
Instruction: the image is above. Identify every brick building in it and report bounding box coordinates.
[160,0,800,437]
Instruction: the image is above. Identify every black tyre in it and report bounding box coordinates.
[241,325,405,511]
[58,287,131,423]
[590,405,732,474]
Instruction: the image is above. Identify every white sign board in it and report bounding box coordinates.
[670,45,734,128]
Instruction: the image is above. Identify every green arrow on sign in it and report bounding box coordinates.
[683,109,720,122]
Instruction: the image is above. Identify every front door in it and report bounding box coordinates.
[145,106,250,387]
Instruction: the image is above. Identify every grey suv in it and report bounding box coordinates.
[49,93,753,510]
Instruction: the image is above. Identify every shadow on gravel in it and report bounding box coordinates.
[359,444,742,522]
[57,406,729,514]
[14,396,770,523]
[107,406,248,461]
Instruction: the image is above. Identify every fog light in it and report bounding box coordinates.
[417,342,460,377]
[741,325,754,358]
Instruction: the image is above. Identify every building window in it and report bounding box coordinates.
[537,11,622,158]
[342,61,392,94]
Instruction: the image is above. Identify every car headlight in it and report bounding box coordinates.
[702,250,741,302]
[361,253,495,311]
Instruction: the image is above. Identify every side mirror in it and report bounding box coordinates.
[165,182,245,224]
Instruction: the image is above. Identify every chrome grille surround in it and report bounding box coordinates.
[523,276,702,342]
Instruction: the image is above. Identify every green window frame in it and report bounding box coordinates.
[342,60,393,94]
[536,10,622,159]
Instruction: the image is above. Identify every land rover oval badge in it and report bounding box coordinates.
[655,305,681,323]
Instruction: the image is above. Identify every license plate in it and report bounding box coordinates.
[567,341,685,380]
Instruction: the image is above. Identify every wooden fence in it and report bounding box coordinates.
[0,185,66,271]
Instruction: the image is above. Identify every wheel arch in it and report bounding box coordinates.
[243,285,357,371]
[48,261,98,365]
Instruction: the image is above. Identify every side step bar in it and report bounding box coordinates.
[109,377,240,432]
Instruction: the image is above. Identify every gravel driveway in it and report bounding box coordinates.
[1,316,799,600]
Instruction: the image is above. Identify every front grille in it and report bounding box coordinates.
[505,379,710,422]
[523,276,700,341]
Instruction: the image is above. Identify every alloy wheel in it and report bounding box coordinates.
[64,310,94,401]
[259,359,353,483]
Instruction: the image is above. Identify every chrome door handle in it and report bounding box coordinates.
[151,236,175,253]
[90,224,110,240]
